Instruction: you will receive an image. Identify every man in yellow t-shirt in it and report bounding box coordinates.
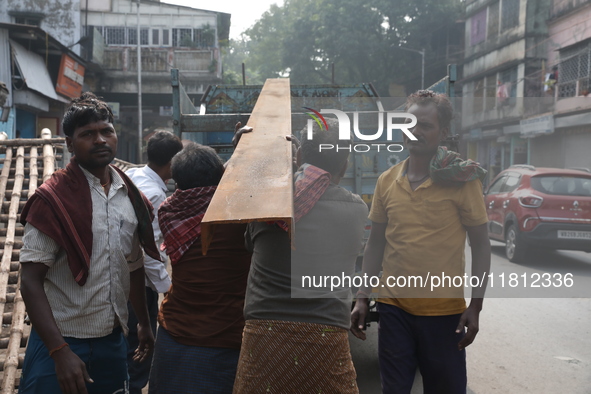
[351,90,491,394]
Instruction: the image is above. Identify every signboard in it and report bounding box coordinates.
[469,128,482,140]
[107,102,120,120]
[520,114,554,137]
[91,27,105,66]
[56,54,85,99]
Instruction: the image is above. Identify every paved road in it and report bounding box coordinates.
[350,241,591,393]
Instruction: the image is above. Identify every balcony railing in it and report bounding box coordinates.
[103,47,215,73]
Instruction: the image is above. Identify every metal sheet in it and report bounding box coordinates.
[200,79,294,254]
[10,40,58,100]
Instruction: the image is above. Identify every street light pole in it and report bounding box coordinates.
[398,46,425,90]
[137,0,142,163]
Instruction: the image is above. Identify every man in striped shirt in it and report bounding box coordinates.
[19,92,159,394]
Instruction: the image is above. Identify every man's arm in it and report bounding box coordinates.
[456,223,491,350]
[143,191,171,293]
[21,262,93,394]
[350,221,387,340]
[128,265,154,362]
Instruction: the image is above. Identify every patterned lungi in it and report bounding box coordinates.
[233,320,358,394]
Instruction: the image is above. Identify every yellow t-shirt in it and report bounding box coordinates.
[369,160,488,316]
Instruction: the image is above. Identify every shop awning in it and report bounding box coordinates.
[10,39,58,101]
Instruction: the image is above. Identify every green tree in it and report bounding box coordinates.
[229,0,462,94]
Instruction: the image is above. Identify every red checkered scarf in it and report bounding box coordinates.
[276,164,331,231]
[158,186,216,265]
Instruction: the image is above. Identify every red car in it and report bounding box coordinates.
[484,165,591,262]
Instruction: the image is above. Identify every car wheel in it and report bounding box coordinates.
[505,224,528,262]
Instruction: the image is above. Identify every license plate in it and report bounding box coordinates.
[557,230,591,239]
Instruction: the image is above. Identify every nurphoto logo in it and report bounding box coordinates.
[303,107,418,152]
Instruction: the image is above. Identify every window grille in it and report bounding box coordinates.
[558,41,591,98]
[141,29,149,45]
[15,17,41,26]
[172,28,193,47]
[500,67,518,97]
[485,75,497,111]
[488,1,499,40]
[128,28,137,45]
[501,0,519,31]
[105,27,125,45]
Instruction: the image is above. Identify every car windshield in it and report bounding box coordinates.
[530,175,591,196]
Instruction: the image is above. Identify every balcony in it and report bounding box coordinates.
[102,47,218,75]
[550,0,590,20]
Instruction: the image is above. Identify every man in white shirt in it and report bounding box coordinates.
[125,130,183,394]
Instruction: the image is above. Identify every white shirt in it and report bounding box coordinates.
[125,165,172,293]
[20,165,144,338]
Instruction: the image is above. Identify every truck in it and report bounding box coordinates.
[171,66,458,324]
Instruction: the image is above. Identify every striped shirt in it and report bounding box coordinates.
[20,165,144,338]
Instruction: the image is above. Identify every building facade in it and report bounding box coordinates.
[460,0,591,181]
[1,0,230,162]
[460,0,552,183]
[528,0,591,171]
[82,0,230,162]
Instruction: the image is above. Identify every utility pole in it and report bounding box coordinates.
[398,46,425,90]
[137,0,142,163]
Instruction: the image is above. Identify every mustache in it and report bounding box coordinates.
[405,135,424,143]
[90,147,113,154]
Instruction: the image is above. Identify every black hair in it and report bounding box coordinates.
[147,130,183,167]
[171,142,224,190]
[298,118,350,176]
[405,90,453,132]
[62,92,114,137]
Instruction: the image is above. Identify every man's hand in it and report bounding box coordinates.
[350,297,369,340]
[53,347,93,394]
[285,135,301,172]
[455,303,481,350]
[232,122,253,148]
[133,322,155,363]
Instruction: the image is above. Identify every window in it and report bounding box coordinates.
[501,174,521,192]
[501,0,519,31]
[163,29,170,45]
[558,41,591,98]
[14,16,42,26]
[172,28,193,47]
[140,29,149,45]
[152,29,159,45]
[487,176,506,194]
[531,176,591,196]
[485,75,497,111]
[128,28,137,45]
[105,27,125,45]
[128,28,149,45]
[473,79,485,113]
[471,9,487,46]
[500,67,518,98]
[488,2,499,40]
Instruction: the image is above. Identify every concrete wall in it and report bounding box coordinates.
[464,39,526,77]
[465,0,528,63]
[85,0,218,37]
[546,3,591,66]
[1,0,81,54]
[529,132,564,167]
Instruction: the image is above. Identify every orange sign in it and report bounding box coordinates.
[56,54,85,98]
